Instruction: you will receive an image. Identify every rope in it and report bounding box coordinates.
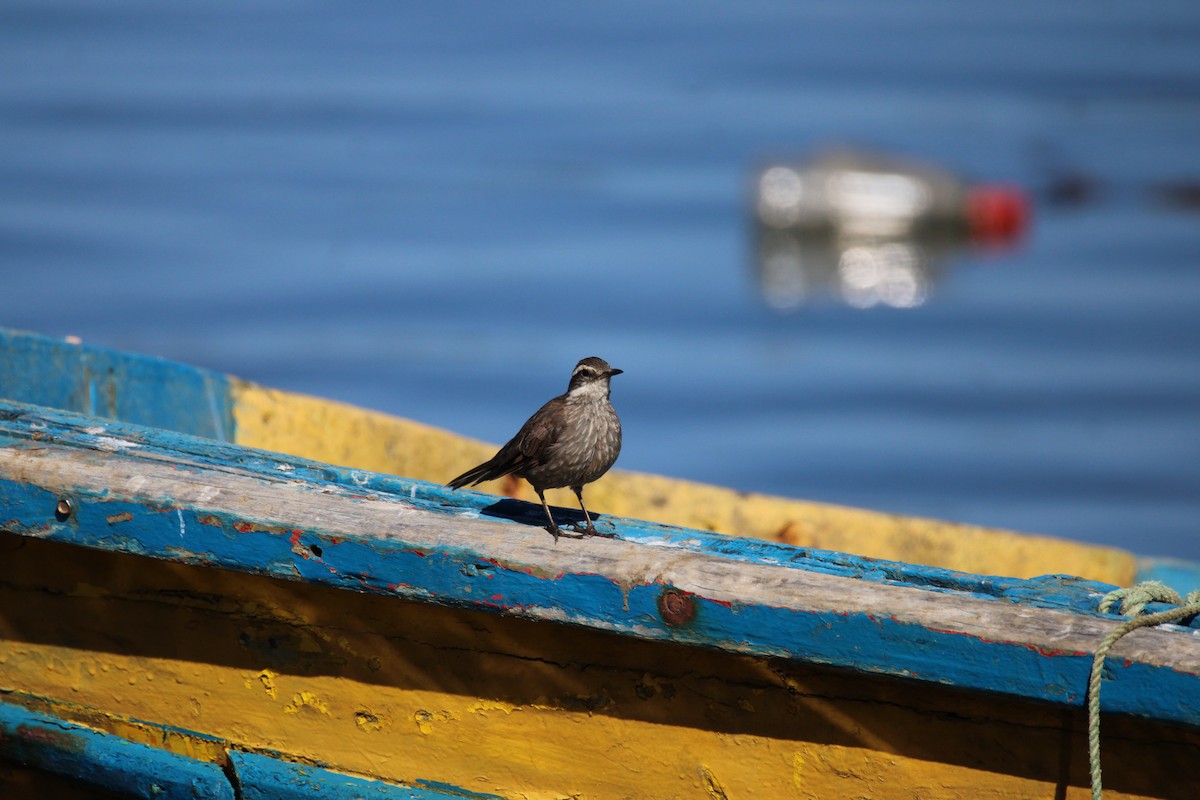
[1096,580,1183,616]
[1088,582,1200,800]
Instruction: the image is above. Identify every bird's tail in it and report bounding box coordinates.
[447,451,520,489]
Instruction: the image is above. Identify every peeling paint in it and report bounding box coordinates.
[699,765,730,799]
[353,709,386,733]
[412,709,456,735]
[247,669,278,699]
[283,691,329,716]
[466,700,520,717]
[413,710,434,735]
[93,435,139,452]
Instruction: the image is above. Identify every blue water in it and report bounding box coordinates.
[3,2,1199,559]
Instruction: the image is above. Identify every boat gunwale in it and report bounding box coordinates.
[2,399,1200,731]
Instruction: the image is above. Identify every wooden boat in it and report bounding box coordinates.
[0,328,1197,799]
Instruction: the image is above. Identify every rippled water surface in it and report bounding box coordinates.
[3,2,1199,558]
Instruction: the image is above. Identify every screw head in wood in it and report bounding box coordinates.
[55,497,75,521]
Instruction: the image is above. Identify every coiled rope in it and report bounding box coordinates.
[1088,580,1200,800]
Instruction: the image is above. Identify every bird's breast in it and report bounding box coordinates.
[527,399,622,489]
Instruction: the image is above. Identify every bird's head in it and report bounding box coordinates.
[567,356,622,399]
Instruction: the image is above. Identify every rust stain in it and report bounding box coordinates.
[658,588,698,627]
[197,515,223,527]
[15,724,87,754]
[288,531,322,560]
[231,520,291,536]
[105,511,133,525]
[2,521,52,536]
[289,531,308,558]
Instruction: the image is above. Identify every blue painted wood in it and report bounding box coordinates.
[2,400,1200,731]
[0,702,502,800]
[0,328,233,441]
[229,751,501,800]
[0,397,1133,621]
[0,701,234,800]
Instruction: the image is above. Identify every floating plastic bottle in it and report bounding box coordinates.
[753,149,1029,309]
[756,149,1028,241]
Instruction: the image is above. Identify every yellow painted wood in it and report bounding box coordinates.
[0,535,1194,800]
[232,381,1136,584]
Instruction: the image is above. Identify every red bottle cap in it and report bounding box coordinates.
[966,185,1029,244]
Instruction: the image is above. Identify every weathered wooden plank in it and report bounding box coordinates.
[6,536,1198,800]
[0,701,234,800]
[1,400,1198,731]
[1,325,1142,584]
[233,380,1140,584]
[0,329,233,441]
[0,699,505,799]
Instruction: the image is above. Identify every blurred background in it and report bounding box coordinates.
[2,2,1198,558]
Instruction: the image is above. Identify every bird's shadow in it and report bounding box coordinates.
[479,498,603,538]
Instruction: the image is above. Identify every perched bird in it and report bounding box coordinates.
[447,357,623,540]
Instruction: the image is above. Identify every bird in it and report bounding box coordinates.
[447,357,623,541]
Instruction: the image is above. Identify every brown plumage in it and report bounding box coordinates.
[448,356,623,540]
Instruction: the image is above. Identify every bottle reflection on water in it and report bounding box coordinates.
[753,149,1028,310]
[759,228,957,310]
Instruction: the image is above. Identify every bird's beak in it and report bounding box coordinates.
[609,368,623,376]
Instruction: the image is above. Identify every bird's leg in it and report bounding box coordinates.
[573,487,616,538]
[536,489,562,542]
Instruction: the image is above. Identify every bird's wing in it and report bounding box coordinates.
[446,396,565,488]
[509,396,565,463]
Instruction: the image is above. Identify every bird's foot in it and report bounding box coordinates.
[547,523,583,543]
[568,521,617,539]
